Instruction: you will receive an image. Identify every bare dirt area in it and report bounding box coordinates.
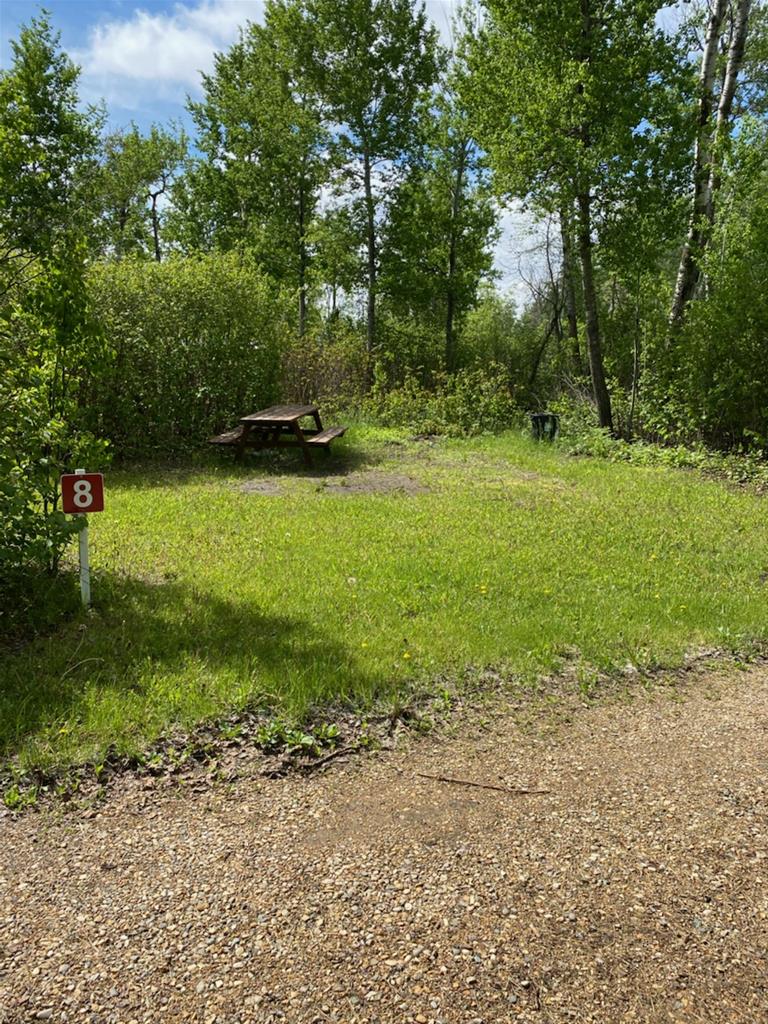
[2,666,767,1024]
[240,480,283,496]
[322,471,430,496]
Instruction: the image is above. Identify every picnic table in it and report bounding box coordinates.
[209,404,346,467]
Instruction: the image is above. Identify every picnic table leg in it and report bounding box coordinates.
[291,420,314,467]
[235,423,252,462]
[309,410,334,459]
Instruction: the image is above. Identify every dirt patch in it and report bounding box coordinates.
[322,470,430,495]
[240,478,283,495]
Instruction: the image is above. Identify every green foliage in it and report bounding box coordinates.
[174,0,328,334]
[556,395,768,489]
[657,122,768,450]
[253,717,340,756]
[366,363,517,436]
[304,0,442,346]
[459,288,519,369]
[2,781,38,811]
[380,42,498,369]
[96,122,187,261]
[470,1,690,214]
[1,241,109,639]
[87,252,292,458]
[0,14,110,634]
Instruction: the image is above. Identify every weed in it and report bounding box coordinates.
[3,783,38,811]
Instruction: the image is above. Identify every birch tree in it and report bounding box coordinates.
[669,0,753,331]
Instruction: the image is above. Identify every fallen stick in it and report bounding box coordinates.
[302,745,360,772]
[416,772,550,795]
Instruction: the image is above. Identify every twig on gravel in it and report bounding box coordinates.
[301,745,360,773]
[416,772,550,795]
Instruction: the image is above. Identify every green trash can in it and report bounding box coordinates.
[530,412,560,441]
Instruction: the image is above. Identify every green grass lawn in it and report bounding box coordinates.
[3,426,768,773]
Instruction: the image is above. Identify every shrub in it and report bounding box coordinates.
[556,396,768,491]
[87,253,292,458]
[1,241,108,639]
[365,363,517,437]
[280,318,368,419]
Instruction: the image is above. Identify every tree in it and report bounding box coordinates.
[304,0,440,352]
[309,205,365,318]
[469,0,689,431]
[381,44,498,371]
[176,0,328,335]
[669,0,753,331]
[0,12,101,277]
[667,119,768,446]
[97,123,187,262]
[0,15,107,595]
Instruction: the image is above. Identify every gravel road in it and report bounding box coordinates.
[2,665,767,1024]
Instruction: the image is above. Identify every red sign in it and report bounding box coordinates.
[61,473,105,514]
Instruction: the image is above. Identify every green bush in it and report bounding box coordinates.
[365,363,517,437]
[639,124,768,451]
[1,241,108,639]
[556,396,768,491]
[87,253,292,457]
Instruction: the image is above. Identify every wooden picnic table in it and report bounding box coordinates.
[209,403,346,467]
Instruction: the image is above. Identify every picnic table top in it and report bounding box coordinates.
[240,404,318,425]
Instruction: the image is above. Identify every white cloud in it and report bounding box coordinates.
[77,0,263,101]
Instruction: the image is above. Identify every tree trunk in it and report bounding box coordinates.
[528,313,558,395]
[298,174,307,338]
[707,0,752,226]
[668,0,728,332]
[362,149,376,354]
[150,193,161,262]
[559,204,580,371]
[576,191,613,431]
[445,139,468,373]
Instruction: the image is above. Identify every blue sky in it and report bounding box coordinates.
[0,1,268,132]
[0,1,464,132]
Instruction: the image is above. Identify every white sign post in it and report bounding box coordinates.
[76,469,91,608]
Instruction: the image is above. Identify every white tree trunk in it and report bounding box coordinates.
[668,0,728,332]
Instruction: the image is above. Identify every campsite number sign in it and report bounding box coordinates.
[61,472,105,514]
[61,470,105,607]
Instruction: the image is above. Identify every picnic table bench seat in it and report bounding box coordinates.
[208,426,245,446]
[305,425,346,446]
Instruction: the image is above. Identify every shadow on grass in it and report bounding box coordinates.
[0,568,374,764]
[111,439,383,490]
